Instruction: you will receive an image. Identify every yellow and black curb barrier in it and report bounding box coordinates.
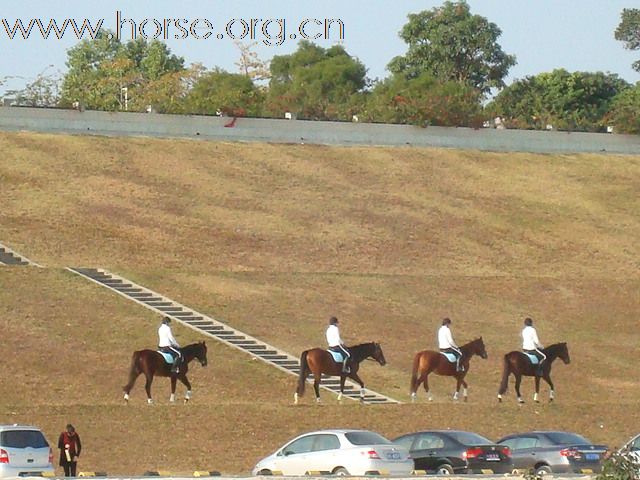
[193,471,221,477]
[78,472,108,477]
[305,471,331,476]
[412,470,427,476]
[144,471,221,477]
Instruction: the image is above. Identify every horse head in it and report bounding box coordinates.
[195,341,208,367]
[371,342,386,366]
[465,337,488,359]
[558,342,570,365]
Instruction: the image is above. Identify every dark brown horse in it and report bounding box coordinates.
[123,341,207,404]
[410,337,487,402]
[294,342,386,404]
[497,342,570,403]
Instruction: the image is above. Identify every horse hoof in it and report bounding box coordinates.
[463,397,468,403]
[549,398,554,403]
[497,398,502,403]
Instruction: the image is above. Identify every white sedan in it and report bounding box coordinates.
[252,429,414,476]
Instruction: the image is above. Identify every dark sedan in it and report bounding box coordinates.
[497,431,608,475]
[393,430,513,474]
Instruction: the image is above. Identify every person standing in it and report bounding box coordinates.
[158,316,182,373]
[326,316,351,373]
[58,424,81,477]
[438,317,463,372]
[522,317,546,374]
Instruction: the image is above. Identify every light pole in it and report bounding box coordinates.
[121,86,128,111]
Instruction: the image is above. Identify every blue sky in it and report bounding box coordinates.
[0,0,638,95]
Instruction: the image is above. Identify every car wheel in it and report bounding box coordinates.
[257,469,272,476]
[333,467,350,476]
[535,465,553,476]
[436,464,454,475]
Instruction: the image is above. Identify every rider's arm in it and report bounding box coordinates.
[533,329,543,349]
[446,328,457,348]
[168,328,179,347]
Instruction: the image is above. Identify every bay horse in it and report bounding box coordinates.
[123,341,207,404]
[497,342,570,403]
[294,342,386,404]
[410,337,487,402]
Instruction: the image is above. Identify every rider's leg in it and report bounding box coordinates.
[535,349,546,375]
[339,345,351,373]
[454,347,464,371]
[170,346,181,373]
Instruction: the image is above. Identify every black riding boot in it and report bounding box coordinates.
[342,360,350,374]
[171,357,181,374]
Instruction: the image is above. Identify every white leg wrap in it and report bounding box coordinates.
[463,388,468,397]
[410,392,416,403]
[147,398,153,405]
[550,390,555,399]
[124,393,130,401]
[337,393,343,401]
[294,392,299,404]
[453,391,459,400]
[185,390,192,399]
[428,394,433,402]
[534,392,539,402]
[360,388,365,397]
[517,397,524,403]
[497,394,502,400]
[315,397,321,403]
[170,393,176,403]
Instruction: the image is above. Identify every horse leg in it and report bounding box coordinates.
[313,374,321,403]
[123,371,140,403]
[453,376,461,401]
[349,372,366,403]
[534,376,541,403]
[514,374,524,404]
[338,375,346,402]
[170,376,177,403]
[542,372,555,402]
[144,373,154,405]
[178,374,193,403]
[461,378,469,402]
[423,373,433,402]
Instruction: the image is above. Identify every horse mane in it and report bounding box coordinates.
[542,342,567,356]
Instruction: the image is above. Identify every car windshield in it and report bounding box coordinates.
[1,430,49,448]
[345,431,391,446]
[447,432,493,445]
[545,432,591,445]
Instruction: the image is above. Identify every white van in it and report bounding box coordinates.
[0,425,54,478]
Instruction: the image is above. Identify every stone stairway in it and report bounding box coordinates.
[0,243,41,266]
[67,267,399,404]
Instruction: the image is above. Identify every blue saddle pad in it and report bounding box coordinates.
[440,352,457,363]
[524,352,539,364]
[158,351,175,364]
[328,350,344,363]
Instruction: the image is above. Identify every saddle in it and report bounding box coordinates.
[440,352,458,363]
[523,352,540,365]
[158,351,176,364]
[327,349,345,363]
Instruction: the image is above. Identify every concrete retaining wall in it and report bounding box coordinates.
[1,106,639,154]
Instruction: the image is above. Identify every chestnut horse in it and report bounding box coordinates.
[123,341,207,404]
[498,342,570,404]
[294,342,386,404]
[410,337,487,402]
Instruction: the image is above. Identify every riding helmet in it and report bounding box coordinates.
[162,316,171,324]
[524,317,533,326]
[329,316,339,325]
[442,317,451,326]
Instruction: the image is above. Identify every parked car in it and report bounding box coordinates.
[392,430,513,474]
[0,424,54,478]
[616,433,640,465]
[252,429,413,476]
[497,431,608,475]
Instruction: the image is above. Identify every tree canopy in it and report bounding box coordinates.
[615,8,640,72]
[388,1,516,94]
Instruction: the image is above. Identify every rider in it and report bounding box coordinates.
[158,316,182,374]
[438,317,463,372]
[326,316,351,374]
[522,317,546,374]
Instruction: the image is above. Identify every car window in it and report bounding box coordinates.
[0,430,49,449]
[312,435,340,452]
[283,435,315,455]
[447,432,492,446]
[631,436,640,451]
[345,432,391,446]
[499,438,519,450]
[516,437,540,449]
[545,432,590,445]
[393,436,415,450]
[415,433,445,450]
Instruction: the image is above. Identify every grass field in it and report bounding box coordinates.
[0,131,639,475]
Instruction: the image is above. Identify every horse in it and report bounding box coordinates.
[122,341,208,404]
[294,342,386,404]
[409,337,488,402]
[497,342,570,403]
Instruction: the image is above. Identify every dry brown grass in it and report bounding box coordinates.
[0,131,639,475]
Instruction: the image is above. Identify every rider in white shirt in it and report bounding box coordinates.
[438,318,463,372]
[522,317,546,374]
[158,317,182,373]
[326,316,351,373]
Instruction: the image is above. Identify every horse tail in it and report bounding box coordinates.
[410,353,422,393]
[498,353,511,395]
[296,350,309,397]
[123,351,141,392]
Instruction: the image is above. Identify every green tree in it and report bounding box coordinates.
[185,68,263,117]
[60,30,184,110]
[362,73,482,126]
[615,8,640,72]
[389,1,516,94]
[266,41,367,120]
[607,82,640,134]
[489,69,630,132]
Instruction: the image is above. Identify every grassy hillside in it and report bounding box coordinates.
[1,131,639,475]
